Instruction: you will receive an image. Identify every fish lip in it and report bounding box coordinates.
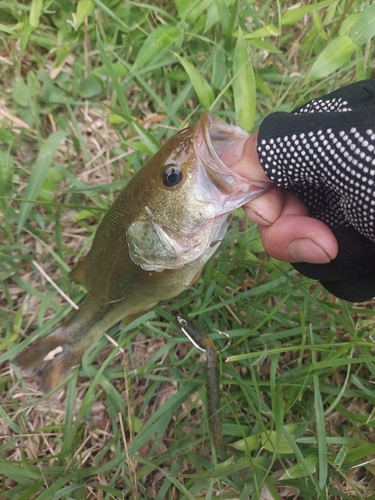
[194,111,268,208]
[200,111,249,163]
[195,112,253,195]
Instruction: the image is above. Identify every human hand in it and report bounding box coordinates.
[223,133,338,264]
[224,80,375,302]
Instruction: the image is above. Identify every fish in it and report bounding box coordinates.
[15,112,267,392]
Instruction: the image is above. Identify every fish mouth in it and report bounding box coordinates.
[195,112,268,211]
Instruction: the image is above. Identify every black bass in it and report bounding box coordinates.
[16,112,266,392]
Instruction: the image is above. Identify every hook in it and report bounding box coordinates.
[177,316,231,353]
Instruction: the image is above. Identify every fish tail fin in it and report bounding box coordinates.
[15,331,84,393]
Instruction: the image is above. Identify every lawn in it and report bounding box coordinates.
[1,1,375,499]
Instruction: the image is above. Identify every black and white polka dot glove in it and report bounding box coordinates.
[257,79,375,301]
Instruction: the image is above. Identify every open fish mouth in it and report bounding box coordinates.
[194,111,268,211]
[200,111,249,170]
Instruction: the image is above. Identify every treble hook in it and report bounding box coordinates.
[176,316,231,353]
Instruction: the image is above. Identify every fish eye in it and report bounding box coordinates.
[162,165,183,188]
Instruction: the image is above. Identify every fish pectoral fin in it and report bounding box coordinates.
[70,258,88,286]
[15,333,84,393]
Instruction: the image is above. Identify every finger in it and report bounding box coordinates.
[224,134,284,224]
[241,186,308,227]
[225,134,339,263]
[259,204,338,264]
[220,139,247,167]
[229,133,270,182]
[242,187,284,225]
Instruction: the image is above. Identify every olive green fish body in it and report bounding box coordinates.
[16,112,266,391]
[15,204,208,392]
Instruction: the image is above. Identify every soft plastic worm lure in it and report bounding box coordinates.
[177,317,230,449]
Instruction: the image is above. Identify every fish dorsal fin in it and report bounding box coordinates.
[70,258,88,286]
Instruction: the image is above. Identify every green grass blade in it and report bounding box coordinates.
[129,383,196,454]
[232,28,255,131]
[314,372,328,489]
[307,34,358,81]
[349,3,375,46]
[244,23,281,39]
[75,0,95,29]
[343,444,375,465]
[132,25,182,71]
[91,0,129,31]
[17,130,67,237]
[0,460,39,483]
[280,453,318,480]
[174,53,215,109]
[29,0,43,28]
[175,0,213,24]
[311,327,328,491]
[281,0,336,26]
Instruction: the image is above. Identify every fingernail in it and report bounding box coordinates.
[287,238,332,264]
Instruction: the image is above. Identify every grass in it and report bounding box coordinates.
[1,0,375,498]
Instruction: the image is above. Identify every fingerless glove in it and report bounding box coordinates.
[258,79,375,301]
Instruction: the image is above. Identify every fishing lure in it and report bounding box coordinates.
[177,316,230,449]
